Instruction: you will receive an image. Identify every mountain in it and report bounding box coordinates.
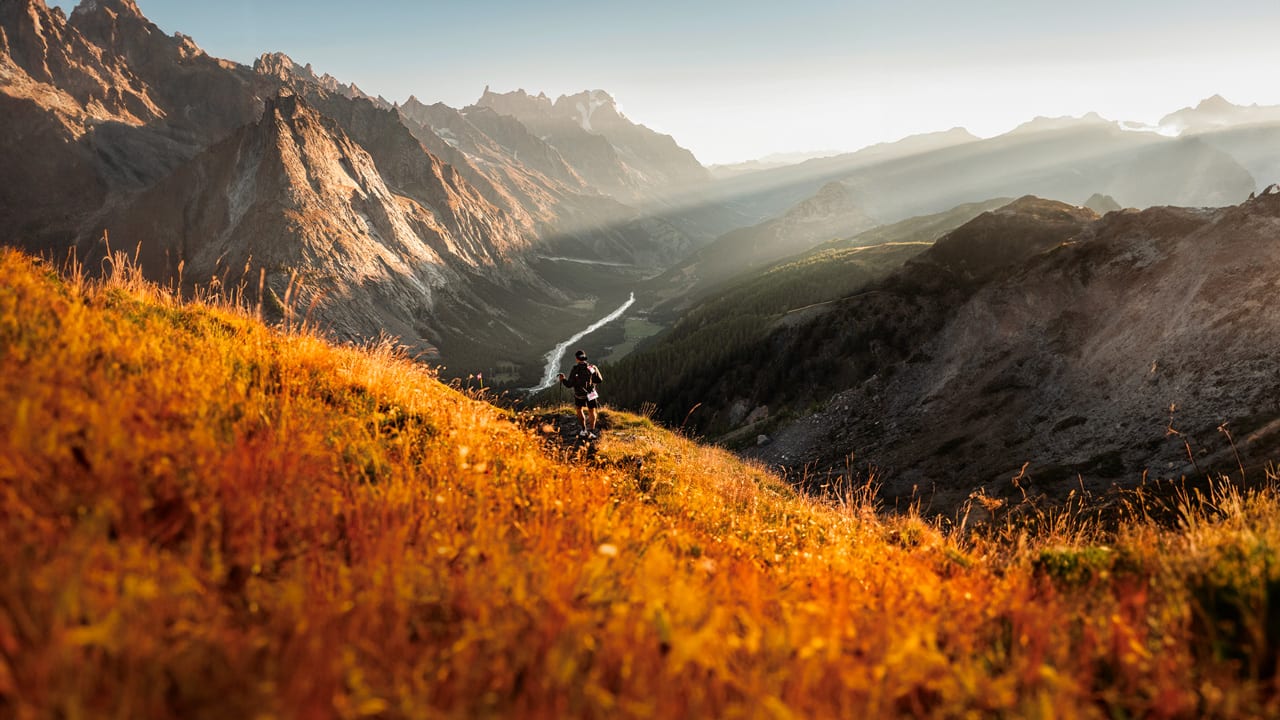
[731,190,1280,511]
[0,0,265,246]
[1157,96,1280,194]
[394,92,700,268]
[474,87,709,203]
[1159,94,1280,135]
[254,51,391,108]
[693,128,983,226]
[921,196,1097,281]
[1007,111,1113,135]
[0,0,574,374]
[96,92,560,359]
[848,126,981,161]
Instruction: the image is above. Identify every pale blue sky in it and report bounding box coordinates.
[52,0,1280,163]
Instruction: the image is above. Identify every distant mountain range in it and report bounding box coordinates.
[708,150,845,179]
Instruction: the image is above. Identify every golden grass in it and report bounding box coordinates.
[4,246,1280,718]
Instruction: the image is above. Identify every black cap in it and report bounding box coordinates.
[574,349,587,360]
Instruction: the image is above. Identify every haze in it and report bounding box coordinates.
[49,0,1280,164]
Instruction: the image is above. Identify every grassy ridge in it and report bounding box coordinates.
[3,248,1280,717]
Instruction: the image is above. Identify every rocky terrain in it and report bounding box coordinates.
[0,0,265,246]
[98,93,550,358]
[745,190,1280,511]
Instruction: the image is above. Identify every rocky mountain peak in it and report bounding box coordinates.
[552,89,618,131]
[0,0,166,127]
[476,87,555,118]
[69,0,150,32]
[253,51,297,79]
[68,0,201,70]
[1243,182,1280,217]
[70,0,143,19]
[253,51,385,107]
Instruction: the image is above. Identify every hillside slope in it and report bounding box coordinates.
[8,247,1280,717]
[610,198,1016,431]
[752,190,1280,511]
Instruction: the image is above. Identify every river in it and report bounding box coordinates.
[526,292,636,393]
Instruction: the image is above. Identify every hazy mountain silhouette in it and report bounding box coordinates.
[1159,94,1280,135]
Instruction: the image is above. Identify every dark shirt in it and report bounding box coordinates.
[560,362,603,398]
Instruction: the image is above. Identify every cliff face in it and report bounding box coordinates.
[0,0,154,243]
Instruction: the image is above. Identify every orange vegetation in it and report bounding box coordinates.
[2,247,1280,718]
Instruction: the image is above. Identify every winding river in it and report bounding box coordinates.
[527,292,636,393]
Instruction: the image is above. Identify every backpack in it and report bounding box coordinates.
[571,363,602,397]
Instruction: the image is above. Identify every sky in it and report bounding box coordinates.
[51,0,1280,165]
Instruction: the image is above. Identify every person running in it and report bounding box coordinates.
[558,349,604,439]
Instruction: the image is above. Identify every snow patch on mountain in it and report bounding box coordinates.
[575,90,609,132]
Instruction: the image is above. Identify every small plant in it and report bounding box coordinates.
[1033,545,1114,585]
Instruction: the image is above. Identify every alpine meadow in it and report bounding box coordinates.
[6,0,1280,717]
